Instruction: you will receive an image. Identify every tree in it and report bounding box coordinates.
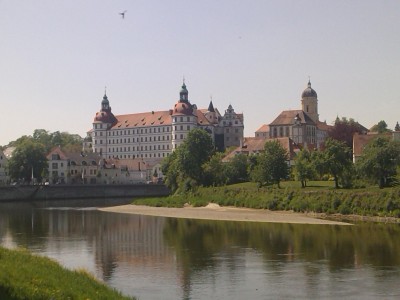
[395,122,400,131]
[356,137,400,188]
[329,117,367,148]
[370,120,390,134]
[224,153,249,184]
[162,128,215,192]
[202,152,226,186]
[7,139,48,183]
[316,138,352,188]
[293,149,315,188]
[177,129,215,183]
[251,140,289,188]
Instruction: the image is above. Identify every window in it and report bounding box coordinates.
[52,163,58,169]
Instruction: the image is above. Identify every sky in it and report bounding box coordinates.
[1,0,400,146]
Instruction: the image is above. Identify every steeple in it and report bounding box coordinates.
[101,92,110,111]
[208,100,215,112]
[179,79,189,102]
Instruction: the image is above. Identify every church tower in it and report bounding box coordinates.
[301,80,319,123]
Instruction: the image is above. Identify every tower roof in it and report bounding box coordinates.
[208,101,215,112]
[301,80,318,98]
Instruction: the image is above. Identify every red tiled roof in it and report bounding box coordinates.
[223,137,296,161]
[255,124,269,133]
[269,110,315,126]
[114,110,172,128]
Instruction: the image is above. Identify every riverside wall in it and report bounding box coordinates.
[0,184,170,202]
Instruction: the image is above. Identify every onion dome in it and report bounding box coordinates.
[301,80,318,98]
[172,81,193,115]
[172,101,193,116]
[94,92,117,124]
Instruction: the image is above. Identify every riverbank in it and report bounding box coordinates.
[128,182,400,222]
[0,247,134,300]
[99,204,351,225]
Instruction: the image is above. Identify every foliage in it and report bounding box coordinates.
[356,137,400,188]
[10,129,82,153]
[251,140,289,188]
[0,247,133,300]
[370,120,391,134]
[293,149,316,188]
[224,153,249,184]
[202,152,226,186]
[395,122,400,132]
[162,129,215,192]
[329,116,367,148]
[314,138,353,188]
[134,181,400,219]
[7,139,48,183]
[5,130,82,183]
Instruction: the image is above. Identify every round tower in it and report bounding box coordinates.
[301,80,319,123]
[171,81,197,149]
[92,92,117,157]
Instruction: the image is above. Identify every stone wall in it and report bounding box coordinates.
[0,184,170,202]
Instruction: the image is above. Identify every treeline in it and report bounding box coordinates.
[162,128,400,193]
[3,129,82,183]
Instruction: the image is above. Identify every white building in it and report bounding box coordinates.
[87,82,244,159]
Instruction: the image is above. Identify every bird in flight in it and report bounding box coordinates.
[119,10,127,19]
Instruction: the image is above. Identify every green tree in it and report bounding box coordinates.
[162,128,215,192]
[293,149,315,188]
[224,153,249,184]
[202,152,226,186]
[370,120,390,134]
[318,138,352,188]
[356,137,400,188]
[161,151,180,192]
[177,129,215,183]
[251,140,289,188]
[7,139,48,183]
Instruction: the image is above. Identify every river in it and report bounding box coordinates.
[1,201,400,299]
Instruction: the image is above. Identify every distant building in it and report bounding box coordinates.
[261,80,331,149]
[223,137,299,166]
[85,82,244,159]
[47,147,164,185]
[47,147,101,184]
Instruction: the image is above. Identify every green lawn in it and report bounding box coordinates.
[0,247,134,300]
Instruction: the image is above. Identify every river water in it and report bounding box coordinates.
[1,201,400,299]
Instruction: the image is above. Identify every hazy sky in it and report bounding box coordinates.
[1,1,400,146]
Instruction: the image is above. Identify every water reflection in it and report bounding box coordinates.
[1,203,400,299]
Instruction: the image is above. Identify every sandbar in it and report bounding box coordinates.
[99,204,351,225]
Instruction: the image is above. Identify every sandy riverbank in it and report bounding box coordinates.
[99,204,351,225]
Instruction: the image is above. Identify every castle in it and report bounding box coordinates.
[85,82,244,159]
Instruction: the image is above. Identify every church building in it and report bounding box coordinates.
[255,80,331,149]
[86,82,244,159]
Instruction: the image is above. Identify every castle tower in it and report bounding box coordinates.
[92,92,117,157]
[171,81,197,149]
[301,80,319,123]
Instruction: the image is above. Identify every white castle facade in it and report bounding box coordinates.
[85,82,244,159]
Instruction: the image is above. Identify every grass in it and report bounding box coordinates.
[133,181,400,219]
[0,247,134,300]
